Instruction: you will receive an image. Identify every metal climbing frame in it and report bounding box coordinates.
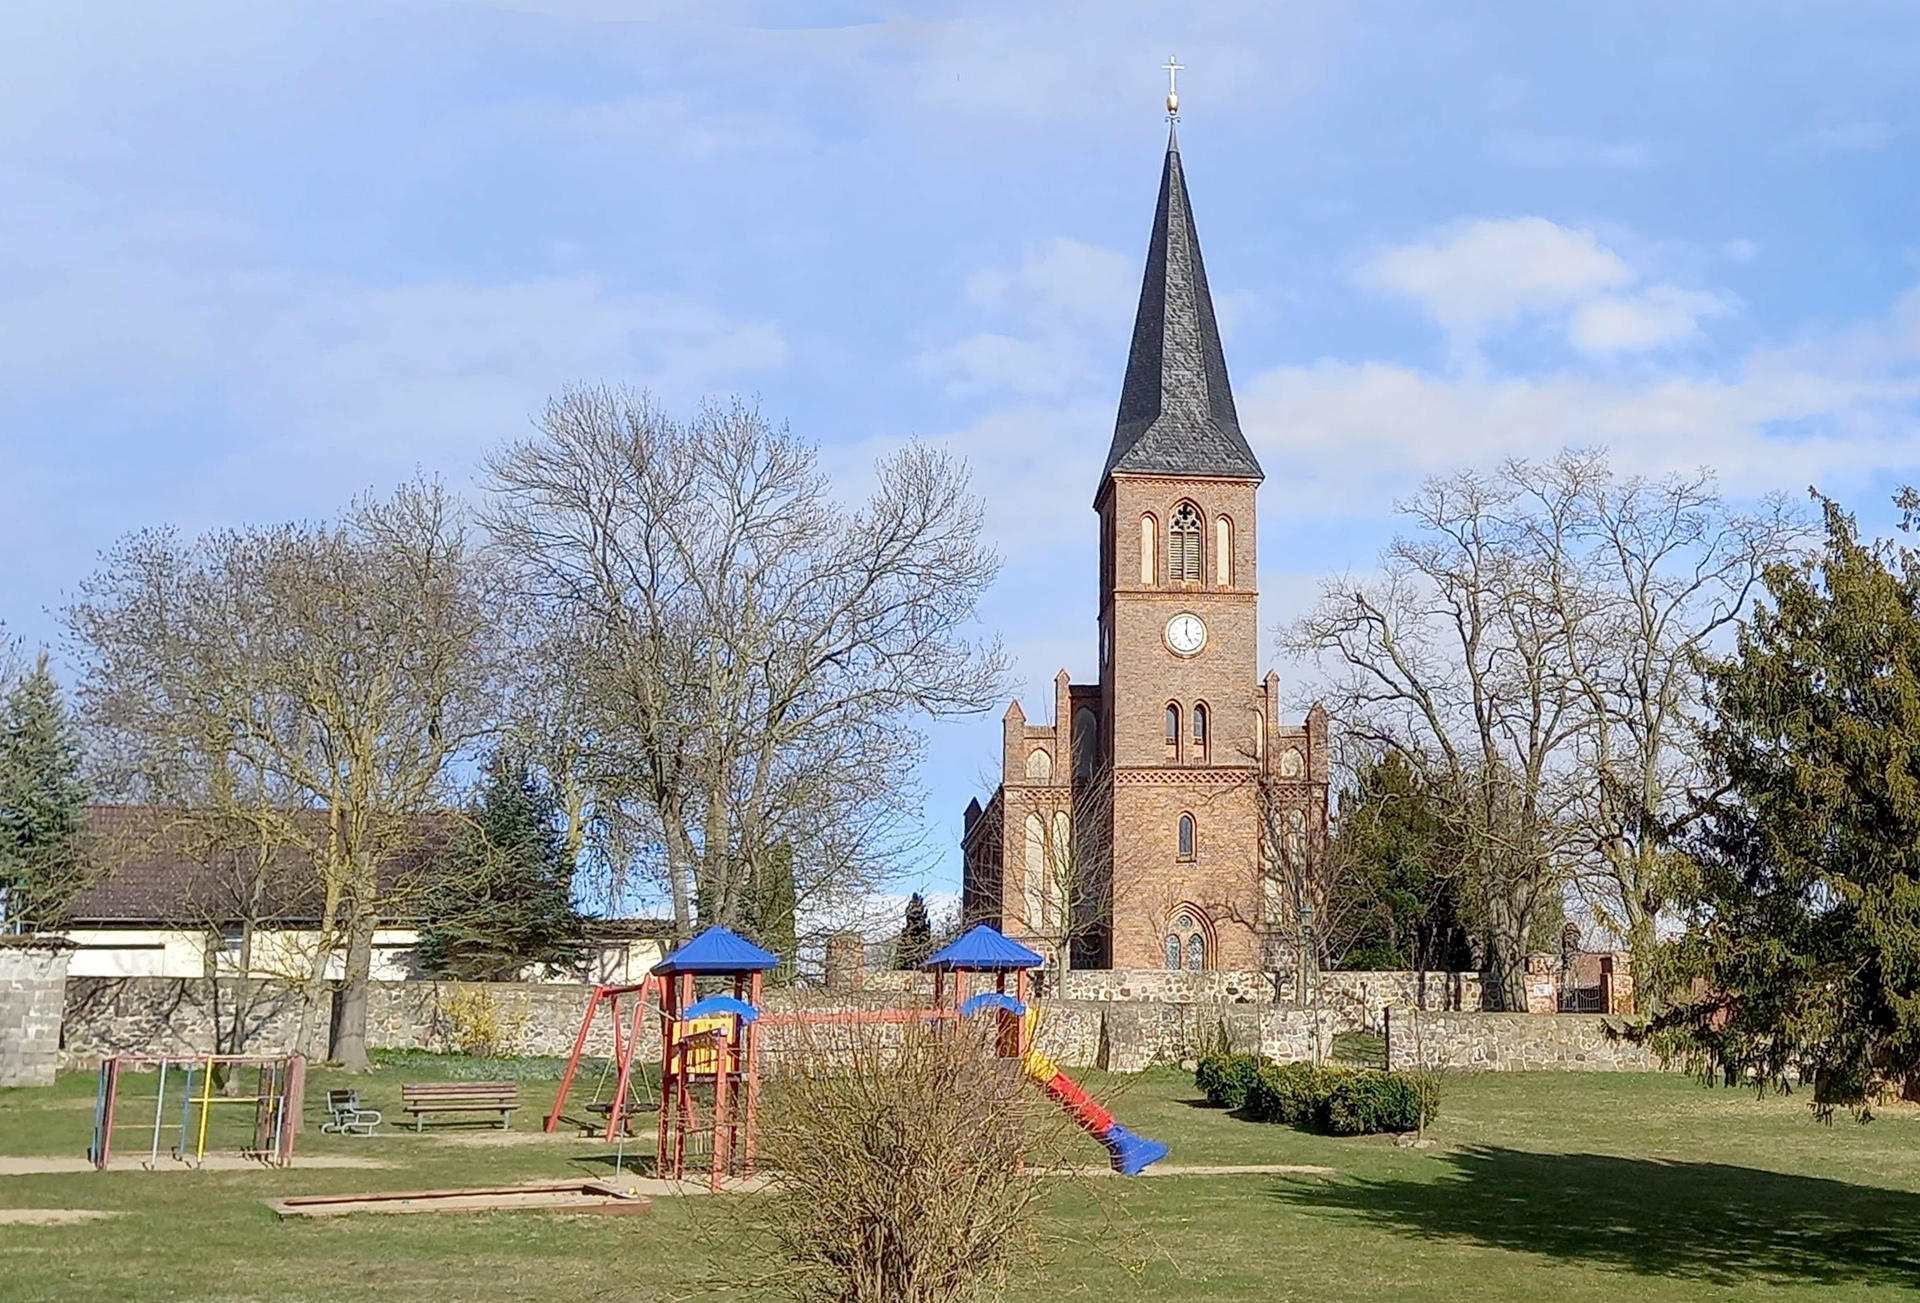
[89,1053,306,1170]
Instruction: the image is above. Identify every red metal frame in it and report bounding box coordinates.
[543,977,665,1139]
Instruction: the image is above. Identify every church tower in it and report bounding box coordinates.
[962,118,1329,975]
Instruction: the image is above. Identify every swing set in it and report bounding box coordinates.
[544,928,777,1192]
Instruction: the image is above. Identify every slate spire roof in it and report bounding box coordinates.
[1100,125,1263,488]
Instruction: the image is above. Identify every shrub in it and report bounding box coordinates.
[1323,1070,1440,1135]
[1245,1062,1344,1128]
[1193,1053,1264,1109]
[1239,1063,1442,1134]
[749,1015,1064,1303]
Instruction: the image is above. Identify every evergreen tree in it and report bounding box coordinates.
[0,652,93,931]
[415,750,587,980]
[1327,753,1475,972]
[1657,495,1920,1112]
[743,842,798,981]
[895,891,934,969]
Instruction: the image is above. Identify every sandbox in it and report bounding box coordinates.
[264,1179,653,1218]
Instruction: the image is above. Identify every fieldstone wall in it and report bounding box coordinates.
[1050,968,1277,1004]
[57,977,1656,1076]
[1384,1008,1656,1072]
[1318,971,1489,1031]
[1,939,74,1087]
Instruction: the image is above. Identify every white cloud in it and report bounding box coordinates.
[1358,217,1631,337]
[1569,286,1734,352]
[1359,216,1734,358]
[1236,329,1920,513]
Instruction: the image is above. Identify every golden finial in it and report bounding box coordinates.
[1163,56,1183,118]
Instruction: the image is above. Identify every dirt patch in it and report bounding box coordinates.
[0,1209,124,1225]
[0,1154,392,1176]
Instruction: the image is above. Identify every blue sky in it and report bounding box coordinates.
[4,2,1920,909]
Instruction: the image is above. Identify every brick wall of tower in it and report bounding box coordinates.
[1108,774,1263,969]
[1099,475,1262,770]
[1097,473,1266,969]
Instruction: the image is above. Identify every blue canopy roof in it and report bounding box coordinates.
[652,926,782,975]
[919,924,1043,971]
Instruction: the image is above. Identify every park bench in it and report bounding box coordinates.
[320,1088,382,1136]
[400,1081,519,1131]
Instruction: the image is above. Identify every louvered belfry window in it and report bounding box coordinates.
[1169,502,1203,581]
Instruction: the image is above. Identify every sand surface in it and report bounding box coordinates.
[0,1208,123,1224]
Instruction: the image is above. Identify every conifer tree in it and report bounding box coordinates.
[743,843,798,980]
[1659,494,1920,1111]
[415,750,586,980]
[0,652,93,930]
[895,891,934,969]
[1328,753,1476,972]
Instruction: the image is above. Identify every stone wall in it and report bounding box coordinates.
[1,939,73,1087]
[56,977,1659,1077]
[1049,968,1278,1004]
[1384,1008,1656,1072]
[58,976,1335,1076]
[1317,971,1488,1031]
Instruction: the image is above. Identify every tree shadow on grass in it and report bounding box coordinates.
[1272,1146,1920,1287]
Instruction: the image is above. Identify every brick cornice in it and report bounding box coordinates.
[1113,766,1259,787]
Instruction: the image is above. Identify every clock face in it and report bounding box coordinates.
[1165,612,1207,656]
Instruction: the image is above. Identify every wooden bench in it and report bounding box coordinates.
[401,1081,519,1131]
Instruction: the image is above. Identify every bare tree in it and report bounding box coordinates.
[1289,451,1801,1008]
[1515,454,1800,1000]
[1288,467,1583,1009]
[69,481,503,1067]
[1255,771,1339,1001]
[483,388,1007,943]
[1006,763,1113,980]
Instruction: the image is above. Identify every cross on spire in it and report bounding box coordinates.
[1163,56,1183,118]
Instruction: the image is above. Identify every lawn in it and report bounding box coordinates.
[4,1057,1920,1302]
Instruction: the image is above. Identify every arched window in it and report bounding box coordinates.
[1252,710,1265,760]
[1025,749,1053,780]
[1280,746,1304,778]
[1169,502,1203,581]
[1023,813,1047,931]
[1072,707,1098,782]
[1139,515,1157,586]
[1164,907,1210,972]
[1192,702,1209,761]
[1214,516,1233,586]
[1164,704,1180,760]
[1177,812,1195,860]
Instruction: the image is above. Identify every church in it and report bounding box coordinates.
[961,119,1331,974]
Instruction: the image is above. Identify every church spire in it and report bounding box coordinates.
[1099,125,1263,489]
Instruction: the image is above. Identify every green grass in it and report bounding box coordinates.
[6,1059,1920,1302]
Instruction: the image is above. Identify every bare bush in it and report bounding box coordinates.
[742,1016,1074,1303]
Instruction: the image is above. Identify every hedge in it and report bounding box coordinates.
[1194,1052,1263,1110]
[1199,1058,1440,1134]
[1324,1070,1438,1135]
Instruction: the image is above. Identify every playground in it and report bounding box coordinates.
[7,927,1920,1301]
